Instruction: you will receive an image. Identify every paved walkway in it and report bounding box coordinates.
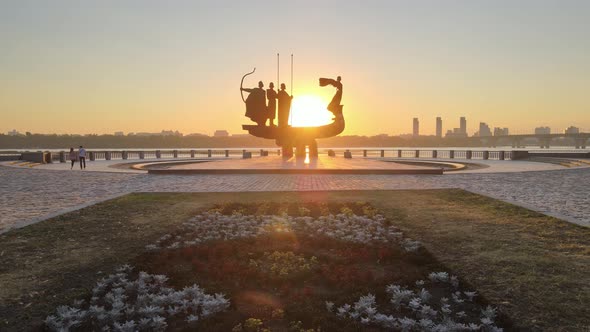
[144,156,443,174]
[10,155,575,174]
[2,158,590,233]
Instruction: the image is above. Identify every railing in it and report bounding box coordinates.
[29,149,282,163]
[322,148,517,161]
[5,148,530,164]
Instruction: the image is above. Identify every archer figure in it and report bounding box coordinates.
[241,80,267,126]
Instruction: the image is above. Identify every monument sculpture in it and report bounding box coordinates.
[240,66,345,158]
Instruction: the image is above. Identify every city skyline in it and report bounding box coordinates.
[5,117,589,138]
[1,1,589,136]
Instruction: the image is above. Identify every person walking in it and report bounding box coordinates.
[78,146,86,169]
[69,147,77,169]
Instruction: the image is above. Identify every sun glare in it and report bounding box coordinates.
[289,95,334,127]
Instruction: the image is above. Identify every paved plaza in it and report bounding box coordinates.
[143,155,444,174]
[1,157,589,233]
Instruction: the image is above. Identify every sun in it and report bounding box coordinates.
[289,95,334,127]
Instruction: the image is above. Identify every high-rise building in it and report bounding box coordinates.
[436,117,442,138]
[494,127,509,136]
[478,122,492,137]
[413,118,419,137]
[565,126,580,134]
[460,117,467,135]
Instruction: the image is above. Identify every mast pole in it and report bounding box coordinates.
[289,54,294,126]
[277,53,279,90]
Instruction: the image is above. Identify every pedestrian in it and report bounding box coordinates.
[69,147,77,169]
[78,145,86,169]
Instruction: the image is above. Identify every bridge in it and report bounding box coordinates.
[468,133,590,148]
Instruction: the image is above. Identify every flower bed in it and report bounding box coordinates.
[46,202,505,331]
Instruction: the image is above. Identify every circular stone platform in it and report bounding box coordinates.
[137,156,453,175]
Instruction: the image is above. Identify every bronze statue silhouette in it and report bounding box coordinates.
[240,68,267,126]
[319,76,343,118]
[266,82,277,126]
[241,67,344,158]
[277,83,292,128]
[241,81,267,126]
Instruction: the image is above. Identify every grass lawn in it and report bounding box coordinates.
[0,190,588,331]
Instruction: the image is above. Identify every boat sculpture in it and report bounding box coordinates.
[241,70,345,158]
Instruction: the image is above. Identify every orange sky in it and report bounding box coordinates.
[1,1,589,136]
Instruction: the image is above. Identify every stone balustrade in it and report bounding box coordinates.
[9,148,590,164]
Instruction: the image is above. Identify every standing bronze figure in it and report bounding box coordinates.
[266,82,277,126]
[277,83,292,128]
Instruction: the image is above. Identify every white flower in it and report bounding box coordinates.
[452,292,464,304]
[151,315,168,332]
[464,291,478,301]
[186,314,199,322]
[481,317,494,325]
[428,272,449,283]
[337,304,351,317]
[419,318,434,329]
[419,305,437,319]
[418,288,431,302]
[441,303,452,315]
[409,298,422,311]
[113,320,136,332]
[325,301,334,312]
[399,317,416,331]
[390,289,414,309]
[467,323,481,330]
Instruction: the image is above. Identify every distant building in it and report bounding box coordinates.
[478,122,492,137]
[231,134,251,138]
[114,131,124,136]
[565,126,580,134]
[436,117,442,138]
[445,128,468,138]
[460,117,467,135]
[214,130,229,137]
[535,127,551,135]
[161,130,183,136]
[186,133,209,137]
[7,129,21,136]
[412,118,419,137]
[494,127,509,136]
